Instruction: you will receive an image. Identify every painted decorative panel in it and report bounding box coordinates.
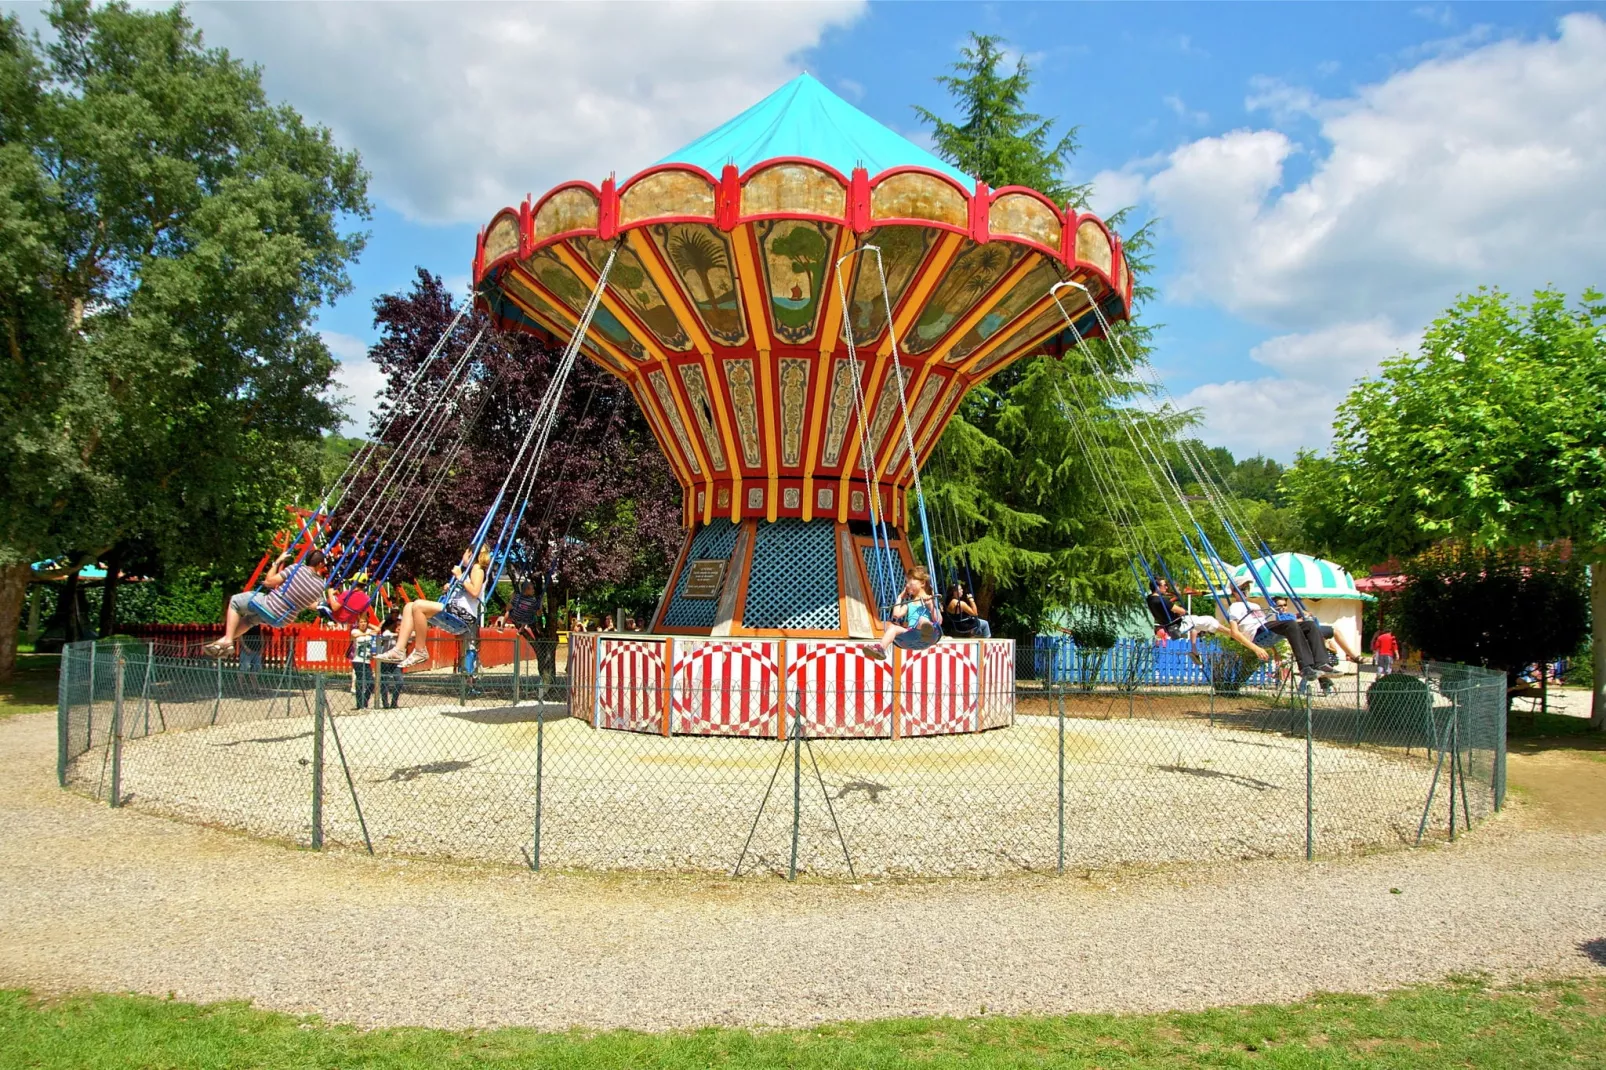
[866,364,910,469]
[777,358,809,467]
[742,163,846,218]
[899,645,980,737]
[575,238,692,351]
[521,251,647,360]
[722,359,763,469]
[648,370,702,475]
[904,242,1028,354]
[483,216,520,263]
[841,226,933,346]
[785,641,894,738]
[819,358,858,468]
[988,193,1061,249]
[678,363,728,471]
[534,187,599,240]
[620,170,715,225]
[869,172,968,227]
[500,273,608,363]
[883,374,943,470]
[670,640,781,737]
[648,224,748,347]
[756,219,835,344]
[1075,219,1114,275]
[944,260,1058,364]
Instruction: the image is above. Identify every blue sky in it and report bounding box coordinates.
[11,1,1606,458]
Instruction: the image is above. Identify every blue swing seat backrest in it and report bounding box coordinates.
[246,592,296,629]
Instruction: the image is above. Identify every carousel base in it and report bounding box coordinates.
[568,633,1016,739]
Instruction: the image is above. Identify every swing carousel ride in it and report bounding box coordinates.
[468,74,1134,741]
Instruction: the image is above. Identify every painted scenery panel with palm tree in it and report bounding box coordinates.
[944,259,1060,364]
[903,242,1029,355]
[521,250,648,360]
[757,219,836,345]
[842,226,935,347]
[574,238,693,352]
[648,224,748,347]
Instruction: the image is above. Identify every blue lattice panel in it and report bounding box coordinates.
[670,639,782,737]
[784,641,894,738]
[860,543,906,620]
[742,520,840,631]
[898,643,981,736]
[661,520,742,629]
[595,637,666,734]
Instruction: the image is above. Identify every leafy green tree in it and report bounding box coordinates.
[1283,288,1606,726]
[0,2,369,676]
[913,33,1087,205]
[916,32,1185,635]
[1394,543,1588,681]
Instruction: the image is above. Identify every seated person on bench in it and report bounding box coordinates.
[377,546,490,669]
[944,581,992,639]
[864,566,942,661]
[205,549,340,656]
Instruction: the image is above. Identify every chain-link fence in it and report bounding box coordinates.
[58,638,1506,878]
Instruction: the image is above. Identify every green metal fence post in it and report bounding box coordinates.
[1304,691,1314,861]
[311,674,325,850]
[531,705,544,870]
[513,638,522,705]
[56,645,69,787]
[788,708,802,881]
[1057,681,1066,875]
[139,642,154,737]
[1447,694,1458,842]
[211,655,222,726]
[86,646,95,745]
[109,653,125,808]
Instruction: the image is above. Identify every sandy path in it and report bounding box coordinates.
[1,711,1602,1031]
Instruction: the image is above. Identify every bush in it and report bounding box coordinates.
[1366,673,1433,733]
[1397,543,1588,676]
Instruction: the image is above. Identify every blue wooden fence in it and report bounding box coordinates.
[1029,636,1280,687]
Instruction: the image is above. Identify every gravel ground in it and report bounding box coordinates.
[67,699,1483,875]
[8,710,1605,1032]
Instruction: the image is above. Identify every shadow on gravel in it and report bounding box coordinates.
[442,704,568,725]
[1581,939,1606,966]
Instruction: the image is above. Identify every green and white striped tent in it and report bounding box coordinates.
[1228,553,1376,603]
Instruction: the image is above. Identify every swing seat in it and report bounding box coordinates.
[432,608,476,637]
[329,588,372,625]
[245,593,296,629]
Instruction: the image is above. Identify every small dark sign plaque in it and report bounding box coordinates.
[682,559,727,600]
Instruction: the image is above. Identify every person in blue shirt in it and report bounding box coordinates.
[864,566,942,661]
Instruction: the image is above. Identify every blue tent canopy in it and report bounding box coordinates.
[657,72,974,187]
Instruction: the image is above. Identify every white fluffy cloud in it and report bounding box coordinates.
[322,330,384,435]
[1118,13,1606,456]
[184,1,865,224]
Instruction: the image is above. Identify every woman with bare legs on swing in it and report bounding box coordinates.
[377,546,490,669]
[864,566,942,660]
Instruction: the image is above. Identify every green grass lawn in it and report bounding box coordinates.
[1,977,1603,1069]
[0,653,59,720]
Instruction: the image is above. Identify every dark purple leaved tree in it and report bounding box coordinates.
[339,270,683,615]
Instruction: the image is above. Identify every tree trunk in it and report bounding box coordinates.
[0,563,29,682]
[63,568,83,643]
[98,545,122,638]
[1591,562,1604,731]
